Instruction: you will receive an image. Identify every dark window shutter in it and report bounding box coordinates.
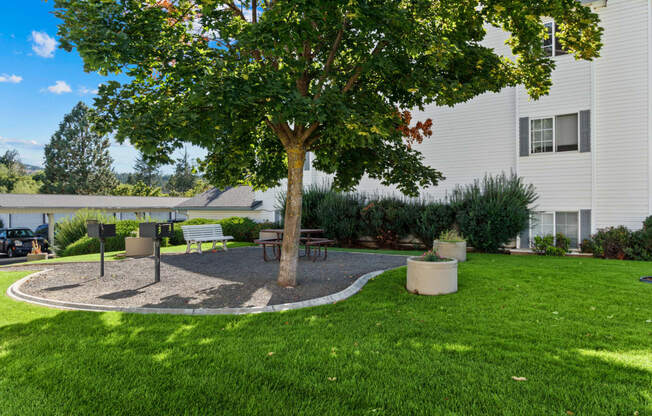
[519,222,530,249]
[580,209,591,244]
[579,110,591,152]
[519,117,530,157]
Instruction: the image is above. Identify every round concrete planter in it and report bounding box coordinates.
[406,257,458,296]
[433,240,467,262]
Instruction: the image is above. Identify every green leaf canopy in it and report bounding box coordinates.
[54,0,602,197]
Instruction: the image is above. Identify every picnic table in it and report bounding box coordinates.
[254,229,334,262]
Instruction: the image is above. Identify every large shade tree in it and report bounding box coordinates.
[42,102,118,195]
[54,0,601,286]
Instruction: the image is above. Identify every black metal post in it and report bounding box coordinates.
[100,238,105,277]
[154,238,161,283]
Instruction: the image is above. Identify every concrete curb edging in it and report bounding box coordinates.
[6,269,389,315]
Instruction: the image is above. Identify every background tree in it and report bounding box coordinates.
[166,149,197,195]
[42,102,118,195]
[0,150,26,176]
[55,0,602,286]
[0,150,42,194]
[112,181,165,196]
[133,151,162,187]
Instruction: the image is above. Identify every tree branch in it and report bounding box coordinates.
[252,0,257,23]
[301,122,320,144]
[342,41,387,93]
[226,1,246,21]
[265,120,289,147]
[313,21,346,100]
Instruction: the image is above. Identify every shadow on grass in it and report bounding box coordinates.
[1,254,651,415]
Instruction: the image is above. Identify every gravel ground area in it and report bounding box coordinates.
[16,247,407,309]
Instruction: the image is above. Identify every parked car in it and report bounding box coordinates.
[0,228,49,257]
[34,224,49,240]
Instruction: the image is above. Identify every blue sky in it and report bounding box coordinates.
[0,0,205,173]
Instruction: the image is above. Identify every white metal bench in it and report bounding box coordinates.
[181,224,234,254]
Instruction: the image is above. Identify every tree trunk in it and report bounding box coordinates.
[278,146,306,287]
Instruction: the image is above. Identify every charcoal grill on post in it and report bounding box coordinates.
[139,222,173,283]
[87,221,116,277]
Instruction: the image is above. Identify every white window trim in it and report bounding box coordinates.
[543,21,570,58]
[529,210,581,249]
[529,112,581,156]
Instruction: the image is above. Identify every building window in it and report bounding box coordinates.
[531,212,554,240]
[556,212,579,248]
[304,152,311,171]
[555,113,578,152]
[531,118,553,154]
[543,22,568,57]
[531,114,579,154]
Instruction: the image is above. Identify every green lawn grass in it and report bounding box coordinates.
[1,253,651,415]
[2,241,255,265]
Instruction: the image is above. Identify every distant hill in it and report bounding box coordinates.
[22,164,43,174]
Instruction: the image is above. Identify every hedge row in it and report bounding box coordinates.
[59,214,278,257]
[582,216,652,261]
[168,217,278,245]
[278,173,537,252]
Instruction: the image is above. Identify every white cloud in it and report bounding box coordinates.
[30,31,57,58]
[45,80,72,94]
[78,85,99,95]
[0,136,41,150]
[0,74,22,83]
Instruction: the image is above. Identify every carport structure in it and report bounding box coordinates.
[0,194,188,245]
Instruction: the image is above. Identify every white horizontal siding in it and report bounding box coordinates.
[353,86,517,201]
[594,0,650,230]
[518,59,592,117]
[519,152,592,211]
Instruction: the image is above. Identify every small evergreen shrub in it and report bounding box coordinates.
[413,202,455,249]
[316,192,364,245]
[449,173,537,252]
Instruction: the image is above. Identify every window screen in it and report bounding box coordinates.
[555,114,578,152]
[531,212,554,239]
[556,212,579,248]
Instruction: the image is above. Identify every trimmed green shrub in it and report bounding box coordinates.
[62,220,140,256]
[169,217,262,245]
[449,173,537,252]
[54,210,110,256]
[316,192,364,246]
[170,218,220,245]
[219,217,259,242]
[532,234,568,256]
[413,203,455,249]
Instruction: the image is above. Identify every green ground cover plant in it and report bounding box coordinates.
[0,253,650,415]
